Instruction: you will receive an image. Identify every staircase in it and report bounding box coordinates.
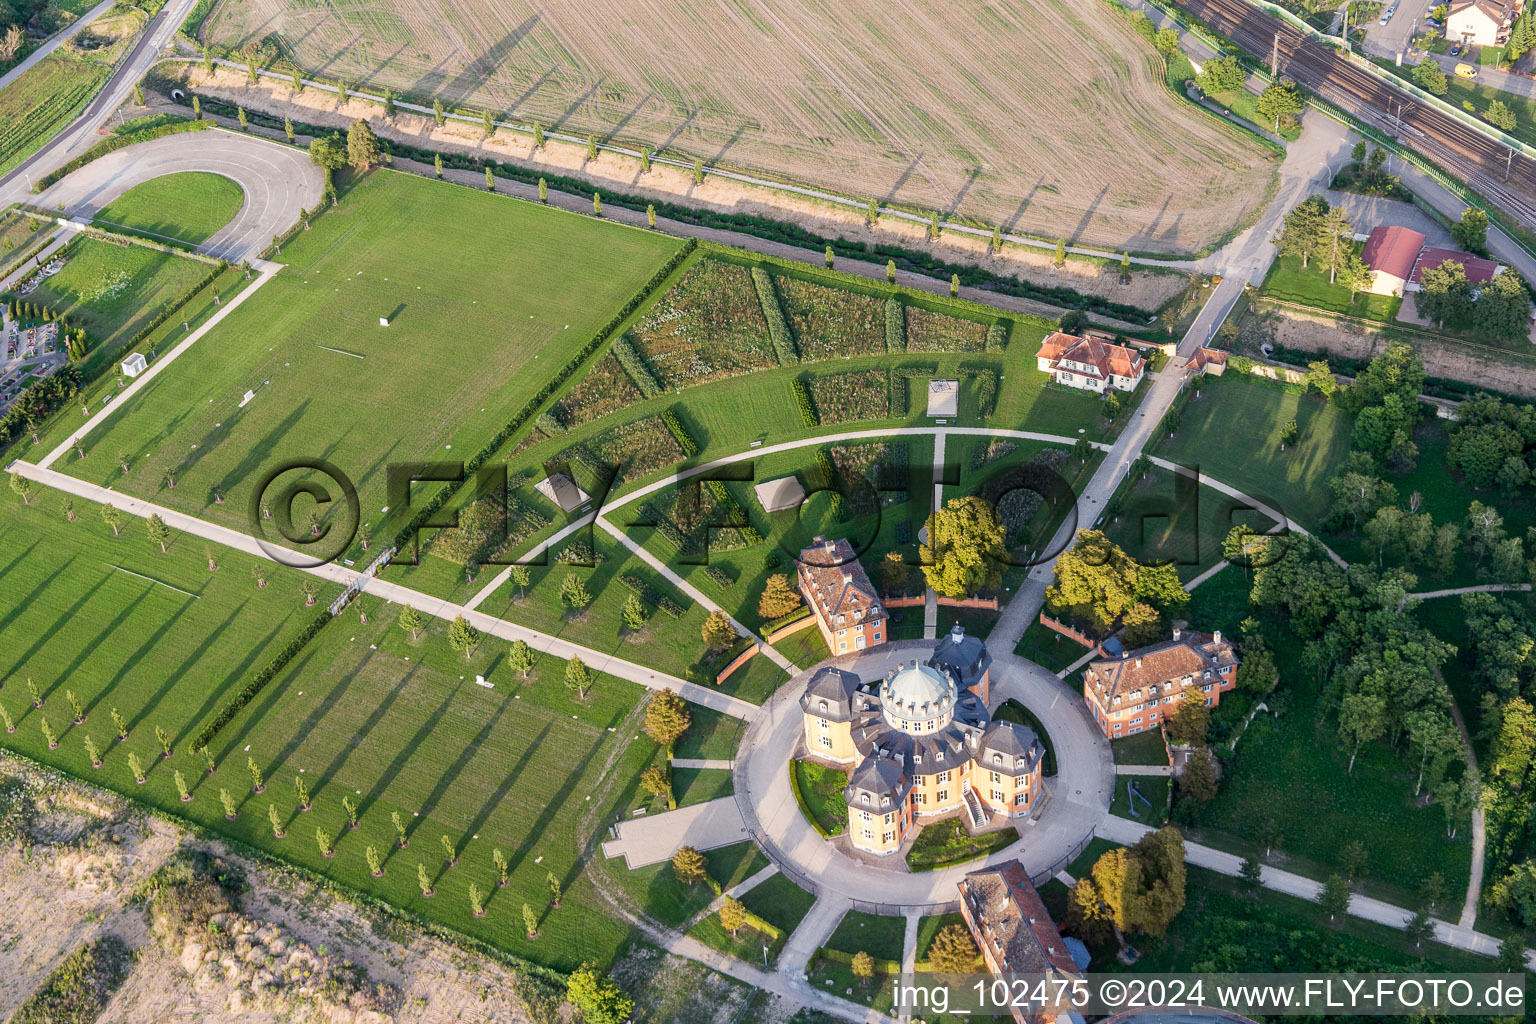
[961,783,989,829]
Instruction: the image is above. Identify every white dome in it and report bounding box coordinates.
[881,664,955,725]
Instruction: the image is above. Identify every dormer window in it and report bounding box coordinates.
[819,699,828,711]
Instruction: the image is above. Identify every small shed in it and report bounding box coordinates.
[121,353,147,378]
[926,378,959,417]
[754,474,805,513]
[535,472,590,513]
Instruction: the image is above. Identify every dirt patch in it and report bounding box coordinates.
[167,63,1190,307]
[1257,308,1536,399]
[611,944,756,1024]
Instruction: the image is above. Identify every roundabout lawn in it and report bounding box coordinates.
[905,817,1020,871]
[792,758,848,836]
[94,172,246,245]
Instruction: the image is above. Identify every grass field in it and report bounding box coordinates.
[205,0,1274,254]
[688,871,817,964]
[1109,773,1170,826]
[0,55,106,174]
[1259,252,1401,321]
[1014,618,1090,674]
[905,818,1019,871]
[604,840,767,929]
[1152,374,1353,528]
[1102,467,1278,581]
[0,207,56,266]
[48,170,683,558]
[793,759,849,836]
[10,238,213,377]
[93,172,246,245]
[1183,564,1254,638]
[1111,728,1169,766]
[824,910,906,961]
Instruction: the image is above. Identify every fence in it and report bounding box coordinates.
[715,642,761,684]
[330,546,395,616]
[763,613,817,644]
[1038,613,1107,656]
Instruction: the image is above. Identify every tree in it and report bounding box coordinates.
[1053,237,1066,266]
[1473,271,1532,341]
[886,259,896,283]
[1280,418,1299,449]
[565,657,594,701]
[566,963,634,1024]
[1413,59,1449,96]
[1352,140,1368,163]
[383,89,395,118]
[1404,909,1434,948]
[508,638,534,678]
[9,472,32,504]
[672,845,708,885]
[1197,55,1245,94]
[238,106,249,130]
[1256,81,1303,133]
[1085,827,1187,937]
[560,573,592,609]
[346,119,381,170]
[1318,874,1351,921]
[1276,195,1328,268]
[1303,359,1337,397]
[718,896,748,938]
[295,775,311,810]
[417,863,433,897]
[432,98,445,126]
[1417,259,1474,328]
[147,514,171,553]
[758,574,801,618]
[440,834,457,865]
[1238,854,1263,893]
[593,192,602,216]
[366,845,383,876]
[644,688,691,748]
[1338,685,1387,774]
[926,923,979,972]
[1046,530,1144,634]
[482,109,495,136]
[702,610,737,652]
[881,550,910,596]
[621,593,647,632]
[1314,205,1355,285]
[1340,839,1369,881]
[1486,99,1517,132]
[447,614,481,659]
[308,134,347,175]
[851,950,876,985]
[533,122,545,148]
[1179,747,1218,804]
[1119,601,1163,648]
[284,116,295,143]
[1495,933,1527,973]
[399,605,424,640]
[647,204,657,228]
[1450,207,1489,255]
[692,158,704,185]
[433,153,443,178]
[547,870,563,907]
[1154,26,1180,54]
[922,496,1007,598]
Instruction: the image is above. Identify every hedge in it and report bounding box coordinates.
[887,364,938,419]
[960,363,999,419]
[762,604,811,634]
[662,408,697,456]
[790,379,816,427]
[611,335,662,398]
[617,573,686,617]
[985,322,1008,354]
[189,607,333,752]
[751,265,798,366]
[32,120,214,192]
[883,299,906,353]
[703,566,735,589]
[704,479,760,543]
[788,761,837,839]
[390,240,697,554]
[814,448,845,520]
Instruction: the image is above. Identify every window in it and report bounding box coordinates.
[991,771,1001,783]
[884,812,893,825]
[937,770,950,783]
[991,789,1004,802]
[820,735,831,748]
[861,809,871,821]
[1017,792,1028,806]
[883,831,895,843]
[838,642,847,652]
[836,628,846,638]
[873,632,882,641]
[862,829,873,840]
[938,789,949,802]
[819,718,829,729]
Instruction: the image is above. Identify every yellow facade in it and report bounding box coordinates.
[847,804,908,855]
[804,715,858,763]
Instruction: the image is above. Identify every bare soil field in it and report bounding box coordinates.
[200,0,1275,254]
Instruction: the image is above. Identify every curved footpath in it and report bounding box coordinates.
[36,129,324,262]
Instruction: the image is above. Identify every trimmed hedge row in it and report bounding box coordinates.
[962,364,999,419]
[617,573,686,617]
[390,240,697,553]
[751,265,798,365]
[985,323,1007,354]
[762,604,811,634]
[703,566,735,589]
[703,480,761,544]
[887,364,938,418]
[817,946,901,974]
[189,607,333,752]
[32,120,214,192]
[883,298,905,353]
[790,379,816,427]
[611,334,662,397]
[662,408,697,456]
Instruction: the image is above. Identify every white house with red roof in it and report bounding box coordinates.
[1361,225,1503,297]
[1035,331,1145,393]
[1446,0,1520,46]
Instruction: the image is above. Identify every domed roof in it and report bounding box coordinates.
[881,663,955,721]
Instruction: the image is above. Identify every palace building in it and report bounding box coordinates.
[1081,628,1240,739]
[799,626,1046,856]
[797,536,888,656]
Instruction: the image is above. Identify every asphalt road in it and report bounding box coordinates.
[39,130,324,262]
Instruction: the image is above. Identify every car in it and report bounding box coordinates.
[1379,9,1392,23]
[1449,44,1462,55]
[1455,61,1478,78]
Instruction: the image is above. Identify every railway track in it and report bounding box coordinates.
[1172,0,1536,229]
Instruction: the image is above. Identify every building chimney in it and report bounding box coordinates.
[1213,630,1222,646]
[1135,658,1142,668]
[1172,627,1181,641]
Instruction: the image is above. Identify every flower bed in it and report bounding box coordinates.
[807,370,888,424]
[905,307,988,353]
[556,416,686,485]
[554,352,642,428]
[828,441,907,517]
[772,273,886,361]
[629,258,777,389]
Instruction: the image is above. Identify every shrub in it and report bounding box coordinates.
[751,265,798,365]
[32,121,213,192]
[884,299,906,353]
[618,573,685,617]
[661,408,698,456]
[611,335,663,398]
[791,379,817,427]
[985,322,1008,354]
[704,566,735,589]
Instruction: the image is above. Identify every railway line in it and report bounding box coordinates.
[1173,0,1536,229]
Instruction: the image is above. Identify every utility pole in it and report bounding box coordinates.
[1271,32,1281,78]
[1507,148,1514,183]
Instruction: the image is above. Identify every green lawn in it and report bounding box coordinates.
[906,818,1019,871]
[1259,252,1401,321]
[604,840,766,929]
[10,238,213,377]
[1109,774,1170,826]
[688,871,817,965]
[1111,729,1169,766]
[824,909,907,961]
[915,911,968,962]
[1208,88,1302,141]
[1183,564,1255,639]
[672,766,734,808]
[1015,618,1090,674]
[1102,467,1277,581]
[806,956,895,1014]
[793,758,849,836]
[672,702,742,761]
[1153,374,1354,528]
[0,55,106,174]
[992,698,1057,775]
[49,169,684,563]
[94,172,246,245]
[0,207,56,267]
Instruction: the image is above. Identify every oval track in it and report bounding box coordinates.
[1175,0,1536,228]
[35,128,325,262]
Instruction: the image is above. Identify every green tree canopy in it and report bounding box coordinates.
[921,496,1007,598]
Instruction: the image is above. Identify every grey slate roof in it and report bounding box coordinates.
[845,755,910,812]
[800,667,863,723]
[928,624,992,691]
[969,720,1044,774]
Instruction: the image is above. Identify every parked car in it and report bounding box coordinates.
[1455,61,1478,78]
[1449,43,1462,55]
[1379,8,1392,23]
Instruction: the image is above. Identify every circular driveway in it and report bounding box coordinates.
[37,128,324,263]
[733,639,1114,910]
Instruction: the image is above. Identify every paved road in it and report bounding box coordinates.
[0,0,118,94]
[0,0,198,202]
[600,796,749,868]
[37,129,324,262]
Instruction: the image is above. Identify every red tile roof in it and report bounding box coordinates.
[1190,346,1228,372]
[798,536,883,625]
[1362,225,1427,282]
[1038,331,1145,381]
[1410,247,1501,286]
[960,861,1080,977]
[1085,631,1240,709]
